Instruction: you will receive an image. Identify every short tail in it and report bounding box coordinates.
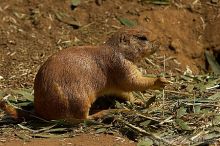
[0,99,34,121]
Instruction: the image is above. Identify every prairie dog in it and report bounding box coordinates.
[0,28,168,121]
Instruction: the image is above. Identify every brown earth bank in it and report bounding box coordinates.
[0,0,220,145]
[0,0,220,90]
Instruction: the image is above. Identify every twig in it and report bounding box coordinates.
[159,116,173,125]
[136,113,161,123]
[18,124,57,133]
[164,90,194,96]
[17,124,35,133]
[160,56,176,63]
[190,130,209,141]
[79,22,95,30]
[192,0,200,5]
[118,119,175,146]
[200,17,206,30]
[162,55,166,117]
[145,58,157,67]
[206,84,220,90]
[162,89,165,117]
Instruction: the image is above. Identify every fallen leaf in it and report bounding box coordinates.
[11,88,34,102]
[139,120,151,127]
[213,115,220,125]
[175,119,191,131]
[150,0,170,5]
[137,138,153,146]
[71,0,80,6]
[177,106,186,118]
[208,92,220,100]
[55,12,81,29]
[95,128,107,134]
[118,18,137,27]
[194,105,201,113]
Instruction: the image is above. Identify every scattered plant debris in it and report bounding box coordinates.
[1,60,220,145]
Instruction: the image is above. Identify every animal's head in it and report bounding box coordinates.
[105,28,158,62]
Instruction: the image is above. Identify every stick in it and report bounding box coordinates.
[162,55,166,117]
[118,119,175,145]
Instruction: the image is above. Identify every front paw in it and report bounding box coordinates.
[153,77,170,89]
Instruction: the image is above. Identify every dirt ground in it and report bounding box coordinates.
[0,0,220,145]
[0,134,135,146]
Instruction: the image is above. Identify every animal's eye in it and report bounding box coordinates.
[136,36,148,41]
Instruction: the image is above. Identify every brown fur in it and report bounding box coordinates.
[0,28,168,121]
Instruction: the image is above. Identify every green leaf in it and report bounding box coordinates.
[115,100,123,109]
[140,120,151,127]
[194,105,201,113]
[180,75,193,81]
[213,115,220,125]
[11,88,34,102]
[95,128,107,134]
[150,0,170,5]
[196,82,206,92]
[0,90,4,98]
[118,18,137,27]
[71,0,80,6]
[205,50,220,74]
[55,12,81,28]
[200,109,210,114]
[208,92,220,100]
[176,106,186,118]
[137,139,153,146]
[175,119,191,131]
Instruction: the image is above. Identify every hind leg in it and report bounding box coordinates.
[63,98,91,124]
